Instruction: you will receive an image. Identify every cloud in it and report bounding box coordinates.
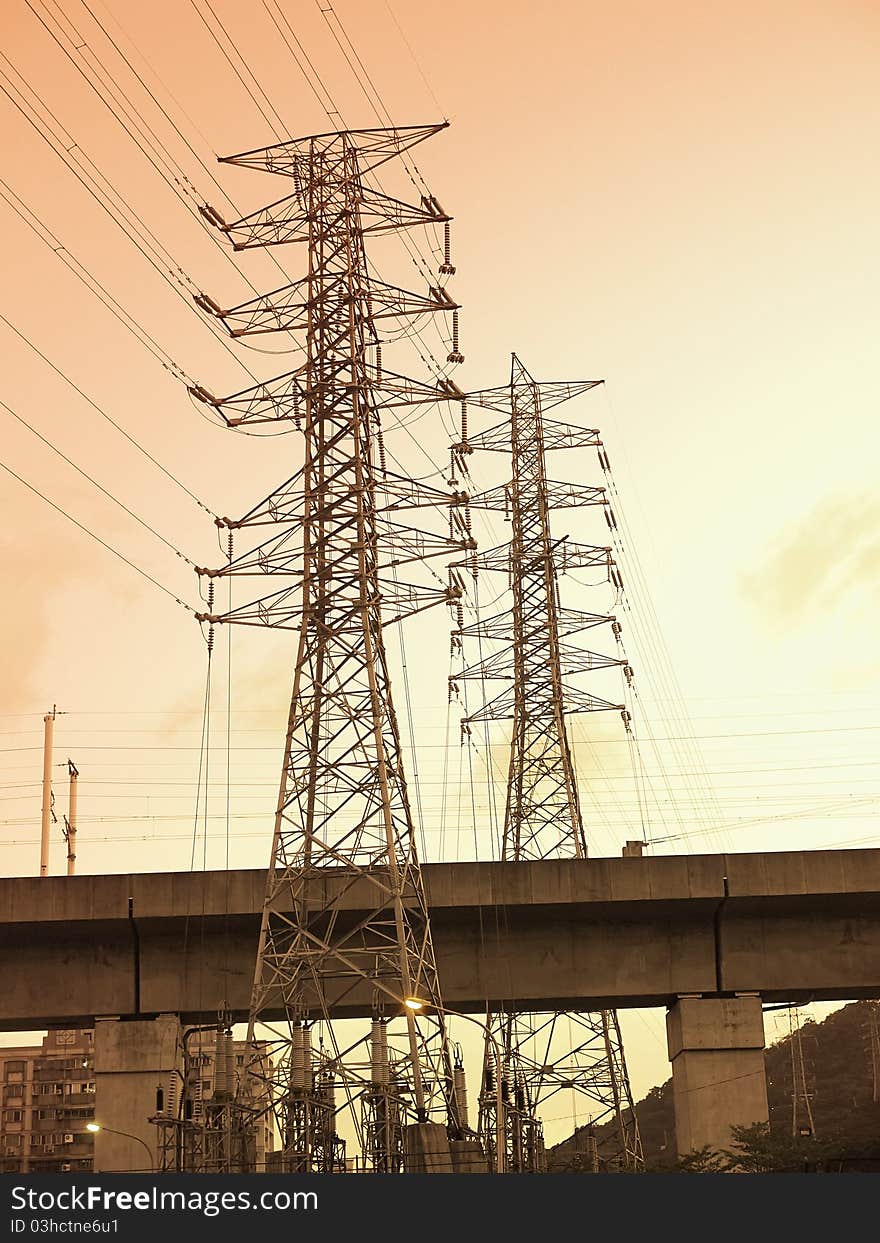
[0,520,88,709]
[741,492,880,625]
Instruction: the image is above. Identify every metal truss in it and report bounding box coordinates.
[192,124,470,1172]
[456,354,643,1171]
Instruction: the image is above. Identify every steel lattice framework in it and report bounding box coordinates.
[192,124,472,1172]
[455,354,643,1171]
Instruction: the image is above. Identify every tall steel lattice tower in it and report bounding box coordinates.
[191,124,473,1172]
[453,354,643,1172]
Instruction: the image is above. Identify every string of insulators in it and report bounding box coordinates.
[450,507,473,545]
[462,498,473,539]
[319,1072,337,1117]
[224,1031,234,1100]
[611,566,625,592]
[370,1018,390,1088]
[375,343,383,381]
[190,1067,203,1120]
[292,387,302,432]
[164,1071,177,1120]
[621,708,633,733]
[439,220,456,276]
[198,203,227,231]
[376,424,388,475]
[292,160,305,210]
[227,529,234,563]
[460,399,469,448]
[302,1024,313,1093]
[447,309,464,364]
[604,505,618,531]
[598,446,612,472]
[453,1064,469,1131]
[213,1027,229,1100]
[290,1023,313,1093]
[611,619,623,643]
[449,569,465,625]
[624,663,634,686]
[206,581,215,653]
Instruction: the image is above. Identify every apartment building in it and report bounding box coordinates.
[1,1028,274,1174]
[0,1029,96,1174]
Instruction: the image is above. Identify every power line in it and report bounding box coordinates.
[0,52,259,382]
[186,0,286,140]
[0,308,215,518]
[29,0,286,308]
[0,177,190,381]
[0,455,197,613]
[0,396,199,567]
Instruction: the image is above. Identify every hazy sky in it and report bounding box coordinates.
[1,0,878,1117]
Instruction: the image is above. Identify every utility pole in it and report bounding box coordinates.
[39,706,56,878]
[867,1002,880,1104]
[788,1006,816,1138]
[186,124,471,1172]
[63,759,78,876]
[454,355,643,1171]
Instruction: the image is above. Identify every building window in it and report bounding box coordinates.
[2,1110,23,1124]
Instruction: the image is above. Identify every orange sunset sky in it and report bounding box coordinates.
[1,1,879,1119]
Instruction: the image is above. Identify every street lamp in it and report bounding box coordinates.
[404,997,506,1174]
[86,1123,156,1174]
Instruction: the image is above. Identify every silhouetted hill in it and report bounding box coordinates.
[548,1001,880,1171]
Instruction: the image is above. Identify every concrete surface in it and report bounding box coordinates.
[92,1015,180,1173]
[1,850,879,1028]
[667,994,769,1156]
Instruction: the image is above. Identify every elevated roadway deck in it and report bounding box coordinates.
[1,849,879,1029]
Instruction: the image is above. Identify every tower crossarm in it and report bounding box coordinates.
[218,123,450,177]
[452,538,613,576]
[189,370,465,428]
[465,378,603,415]
[463,415,603,454]
[203,183,450,251]
[457,605,616,643]
[467,480,607,512]
[456,642,627,684]
[197,276,459,339]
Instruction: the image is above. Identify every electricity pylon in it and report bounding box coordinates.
[453,354,643,1171]
[190,124,473,1172]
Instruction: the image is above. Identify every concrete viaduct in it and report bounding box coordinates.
[2,848,879,1166]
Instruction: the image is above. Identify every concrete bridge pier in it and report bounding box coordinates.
[666,993,769,1158]
[93,1014,181,1173]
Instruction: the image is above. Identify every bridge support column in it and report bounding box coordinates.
[93,1014,181,1172]
[666,994,768,1157]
